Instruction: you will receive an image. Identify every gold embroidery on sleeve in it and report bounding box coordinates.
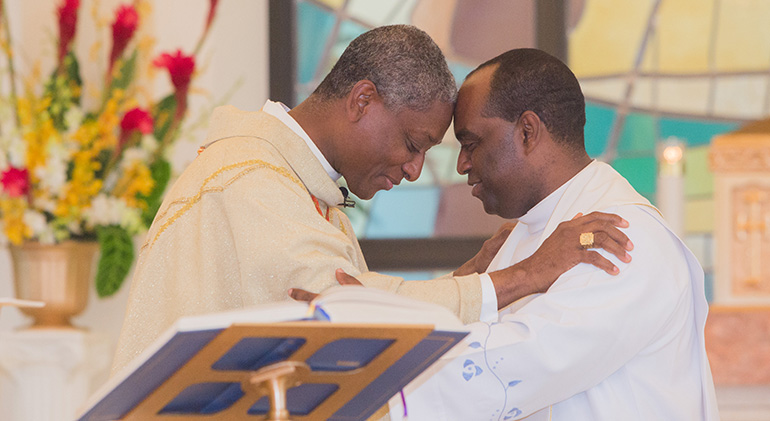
[143,160,304,250]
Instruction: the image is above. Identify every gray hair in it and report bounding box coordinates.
[311,25,457,111]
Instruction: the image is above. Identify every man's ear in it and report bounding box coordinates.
[346,80,378,122]
[518,110,542,155]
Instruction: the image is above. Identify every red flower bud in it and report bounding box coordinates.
[109,4,139,72]
[120,107,154,135]
[116,107,153,158]
[153,50,195,95]
[153,50,195,120]
[1,167,30,198]
[57,0,80,66]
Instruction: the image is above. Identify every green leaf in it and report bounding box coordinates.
[109,50,138,93]
[63,51,83,98]
[44,51,83,131]
[95,225,134,297]
[94,149,112,180]
[152,94,177,141]
[139,158,172,227]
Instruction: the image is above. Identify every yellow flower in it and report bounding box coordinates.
[0,197,32,244]
[113,160,154,208]
[53,147,102,220]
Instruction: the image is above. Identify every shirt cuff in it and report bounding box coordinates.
[479,273,498,323]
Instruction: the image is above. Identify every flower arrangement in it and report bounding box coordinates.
[0,0,220,296]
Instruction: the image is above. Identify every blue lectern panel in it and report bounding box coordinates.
[211,337,306,371]
[248,383,339,416]
[331,331,467,420]
[159,382,244,414]
[306,338,394,371]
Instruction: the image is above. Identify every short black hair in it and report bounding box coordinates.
[471,48,586,147]
[312,25,457,112]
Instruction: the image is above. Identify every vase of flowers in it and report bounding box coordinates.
[0,0,220,327]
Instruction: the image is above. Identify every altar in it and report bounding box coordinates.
[711,118,770,305]
[0,329,111,421]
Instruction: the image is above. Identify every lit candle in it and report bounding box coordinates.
[656,137,685,237]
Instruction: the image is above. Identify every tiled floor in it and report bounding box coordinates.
[717,385,770,421]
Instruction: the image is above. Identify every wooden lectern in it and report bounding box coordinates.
[77,289,468,421]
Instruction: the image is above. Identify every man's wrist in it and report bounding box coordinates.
[454,255,478,277]
[489,262,537,309]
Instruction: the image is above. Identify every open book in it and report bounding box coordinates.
[78,286,469,420]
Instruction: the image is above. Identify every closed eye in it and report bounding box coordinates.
[455,128,481,151]
[406,140,418,153]
[405,135,422,154]
[460,141,477,152]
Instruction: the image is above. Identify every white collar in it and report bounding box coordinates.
[261,99,342,181]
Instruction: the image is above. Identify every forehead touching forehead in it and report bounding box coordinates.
[400,99,454,145]
[461,65,496,105]
[454,64,498,133]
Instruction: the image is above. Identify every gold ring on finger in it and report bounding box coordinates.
[580,232,594,249]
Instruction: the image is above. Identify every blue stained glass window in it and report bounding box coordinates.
[611,155,658,202]
[584,103,615,157]
[365,186,441,239]
[659,118,739,147]
[448,62,475,87]
[297,1,337,85]
[618,113,656,153]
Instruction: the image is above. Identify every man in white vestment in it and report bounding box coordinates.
[383,49,719,420]
[112,26,633,389]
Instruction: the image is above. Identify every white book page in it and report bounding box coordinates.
[314,286,467,331]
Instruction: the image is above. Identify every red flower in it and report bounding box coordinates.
[1,167,30,198]
[153,50,195,120]
[109,4,139,73]
[153,50,195,95]
[57,0,80,66]
[115,107,153,158]
[120,107,154,135]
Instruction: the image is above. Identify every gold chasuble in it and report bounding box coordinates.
[112,106,483,376]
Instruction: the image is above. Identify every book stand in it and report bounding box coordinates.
[245,360,310,420]
[117,321,459,420]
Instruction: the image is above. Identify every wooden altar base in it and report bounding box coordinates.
[705,306,770,385]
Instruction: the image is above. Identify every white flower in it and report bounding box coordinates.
[64,106,84,135]
[140,134,159,155]
[23,210,55,244]
[66,220,83,236]
[32,196,58,214]
[35,142,69,193]
[6,135,26,168]
[121,147,150,168]
[83,194,144,235]
[120,206,144,235]
[84,194,123,227]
